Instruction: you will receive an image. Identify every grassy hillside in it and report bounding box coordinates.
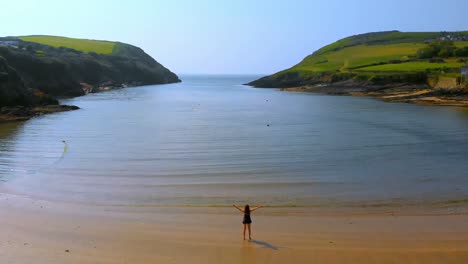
[250,31,468,88]
[286,43,426,73]
[0,35,180,97]
[19,35,116,54]
[355,61,465,72]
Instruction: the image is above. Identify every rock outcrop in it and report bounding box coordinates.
[0,35,181,121]
[0,38,180,97]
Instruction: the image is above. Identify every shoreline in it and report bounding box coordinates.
[0,104,80,123]
[1,192,468,263]
[279,84,468,107]
[3,179,468,214]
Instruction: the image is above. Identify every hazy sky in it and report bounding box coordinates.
[2,0,468,74]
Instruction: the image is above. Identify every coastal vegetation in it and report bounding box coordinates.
[355,61,464,72]
[0,35,180,98]
[0,35,180,121]
[416,40,468,59]
[249,31,468,89]
[19,36,116,54]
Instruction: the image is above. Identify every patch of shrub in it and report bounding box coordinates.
[454,47,468,57]
[35,50,46,57]
[417,40,468,59]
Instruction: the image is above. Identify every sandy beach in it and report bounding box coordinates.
[1,192,468,264]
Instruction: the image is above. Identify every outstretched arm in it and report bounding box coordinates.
[233,205,244,212]
[250,205,264,212]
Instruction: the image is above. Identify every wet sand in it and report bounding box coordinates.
[1,193,468,264]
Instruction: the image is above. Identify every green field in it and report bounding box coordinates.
[314,31,443,55]
[250,31,468,87]
[19,35,116,54]
[455,41,468,48]
[287,43,426,74]
[276,31,468,78]
[356,62,465,72]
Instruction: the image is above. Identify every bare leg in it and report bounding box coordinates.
[247,224,252,240]
[243,224,246,240]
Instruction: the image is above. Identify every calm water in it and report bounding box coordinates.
[1,75,468,207]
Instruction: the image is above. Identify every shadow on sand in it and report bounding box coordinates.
[250,240,280,250]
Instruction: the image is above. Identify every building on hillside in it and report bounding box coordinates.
[462,65,468,81]
[437,34,468,42]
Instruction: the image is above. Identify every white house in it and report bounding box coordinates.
[462,65,468,80]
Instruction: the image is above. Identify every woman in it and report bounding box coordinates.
[233,204,264,240]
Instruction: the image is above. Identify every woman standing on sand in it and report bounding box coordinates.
[233,204,264,240]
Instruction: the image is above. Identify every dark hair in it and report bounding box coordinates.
[244,204,250,215]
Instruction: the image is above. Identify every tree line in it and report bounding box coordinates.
[417,40,468,59]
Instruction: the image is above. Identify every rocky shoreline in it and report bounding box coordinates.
[278,83,468,107]
[80,81,143,94]
[0,105,80,123]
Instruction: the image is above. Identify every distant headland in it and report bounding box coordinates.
[0,35,180,121]
[248,31,468,106]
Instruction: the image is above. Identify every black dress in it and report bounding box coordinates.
[243,213,252,224]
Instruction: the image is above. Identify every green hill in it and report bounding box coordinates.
[249,31,468,88]
[19,35,116,54]
[0,35,180,99]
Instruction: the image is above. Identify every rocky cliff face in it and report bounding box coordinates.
[0,56,72,121]
[1,36,180,120]
[0,56,40,106]
[0,39,180,97]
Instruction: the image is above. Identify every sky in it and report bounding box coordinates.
[2,0,468,74]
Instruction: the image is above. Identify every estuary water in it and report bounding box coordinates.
[1,75,468,208]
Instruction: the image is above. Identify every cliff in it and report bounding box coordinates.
[0,35,180,98]
[0,56,77,122]
[0,35,180,121]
